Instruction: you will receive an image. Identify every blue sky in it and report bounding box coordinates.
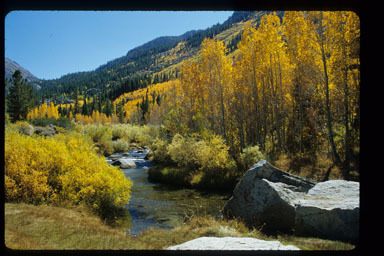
[5,11,233,80]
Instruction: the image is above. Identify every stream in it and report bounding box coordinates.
[106,149,231,236]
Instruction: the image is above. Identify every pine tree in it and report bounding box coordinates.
[81,98,89,116]
[103,99,113,117]
[7,70,36,122]
[139,91,150,124]
[73,89,80,114]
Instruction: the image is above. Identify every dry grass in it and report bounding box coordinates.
[5,203,131,250]
[273,152,348,182]
[5,203,355,250]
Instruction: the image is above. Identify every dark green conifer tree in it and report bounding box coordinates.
[74,89,80,114]
[81,98,89,116]
[7,70,36,122]
[103,99,113,117]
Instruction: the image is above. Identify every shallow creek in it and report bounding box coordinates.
[106,149,231,236]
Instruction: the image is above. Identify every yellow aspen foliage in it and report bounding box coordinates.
[113,80,176,123]
[39,102,48,118]
[47,102,59,119]
[92,110,100,123]
[27,107,39,120]
[75,113,83,123]
[27,102,60,120]
[4,128,132,213]
[111,113,119,124]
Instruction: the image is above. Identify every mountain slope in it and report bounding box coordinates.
[5,57,41,90]
[96,29,199,73]
[37,11,283,102]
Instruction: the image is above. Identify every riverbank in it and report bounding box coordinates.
[5,202,355,250]
[4,122,358,251]
[147,165,238,191]
[107,150,231,235]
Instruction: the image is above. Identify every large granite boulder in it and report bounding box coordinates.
[294,180,359,243]
[223,160,315,233]
[167,237,300,250]
[223,160,359,243]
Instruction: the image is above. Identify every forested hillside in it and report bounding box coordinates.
[36,11,271,103]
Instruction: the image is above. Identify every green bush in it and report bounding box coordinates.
[110,124,159,147]
[9,121,34,136]
[238,145,266,172]
[167,134,199,170]
[148,166,190,186]
[148,133,237,190]
[148,165,237,190]
[96,138,114,156]
[190,170,238,190]
[111,139,129,153]
[30,117,74,129]
[85,124,112,143]
[150,138,173,164]
[128,125,154,146]
[166,134,235,174]
[111,125,129,141]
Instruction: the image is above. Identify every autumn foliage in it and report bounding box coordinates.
[157,11,360,179]
[23,11,360,180]
[4,126,132,215]
[27,102,59,120]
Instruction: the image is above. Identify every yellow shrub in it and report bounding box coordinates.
[167,134,235,174]
[111,125,130,140]
[83,124,112,143]
[167,134,198,169]
[111,139,129,152]
[5,130,51,203]
[150,138,172,164]
[238,145,266,171]
[4,129,132,214]
[110,124,159,146]
[194,135,233,172]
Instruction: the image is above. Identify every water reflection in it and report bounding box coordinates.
[106,150,230,236]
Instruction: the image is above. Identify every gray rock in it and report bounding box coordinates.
[294,180,359,243]
[122,152,131,157]
[112,158,136,169]
[109,153,122,160]
[223,160,315,232]
[167,237,300,250]
[34,124,59,136]
[47,124,56,130]
[223,160,360,243]
[20,124,34,136]
[33,125,58,136]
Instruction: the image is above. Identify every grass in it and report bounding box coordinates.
[148,165,238,191]
[5,203,132,250]
[272,152,356,182]
[147,165,190,187]
[5,202,355,250]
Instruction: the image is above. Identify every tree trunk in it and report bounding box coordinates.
[318,12,343,170]
[343,65,351,180]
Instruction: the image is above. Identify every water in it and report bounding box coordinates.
[106,149,231,236]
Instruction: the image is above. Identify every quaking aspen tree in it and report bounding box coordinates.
[199,38,233,140]
[283,11,320,155]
